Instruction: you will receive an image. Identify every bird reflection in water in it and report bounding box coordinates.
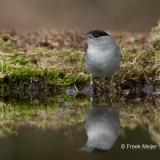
[80,96,121,153]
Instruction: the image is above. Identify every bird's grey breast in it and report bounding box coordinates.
[84,46,120,77]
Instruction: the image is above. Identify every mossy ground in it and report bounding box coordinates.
[0,20,160,145]
[0,20,159,89]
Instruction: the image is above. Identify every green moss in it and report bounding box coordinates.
[0,34,17,54]
[0,47,86,86]
[0,22,160,145]
[0,94,89,137]
[0,20,160,87]
[151,19,160,37]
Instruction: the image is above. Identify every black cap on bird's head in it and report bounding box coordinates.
[79,30,110,39]
[87,30,110,38]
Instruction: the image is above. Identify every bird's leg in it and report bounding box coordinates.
[90,75,94,86]
[108,76,117,93]
[90,96,93,109]
[108,94,115,108]
[83,75,94,95]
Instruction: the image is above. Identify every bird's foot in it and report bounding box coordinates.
[83,84,94,96]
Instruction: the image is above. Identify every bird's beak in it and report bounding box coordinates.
[79,34,88,39]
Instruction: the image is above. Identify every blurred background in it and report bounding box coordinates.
[0,0,160,32]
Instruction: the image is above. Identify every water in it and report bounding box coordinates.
[0,91,160,160]
[0,125,159,160]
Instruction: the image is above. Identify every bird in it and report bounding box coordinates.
[79,30,121,92]
[79,97,121,153]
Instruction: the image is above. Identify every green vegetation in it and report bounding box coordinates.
[0,20,160,147]
[0,94,88,137]
[0,20,160,88]
[0,45,86,86]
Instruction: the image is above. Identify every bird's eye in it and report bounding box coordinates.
[94,34,99,39]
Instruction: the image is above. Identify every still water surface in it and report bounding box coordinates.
[0,125,159,160]
[0,91,160,160]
